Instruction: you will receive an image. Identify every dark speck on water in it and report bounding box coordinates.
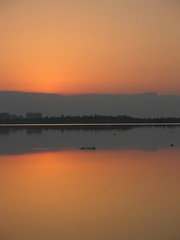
[80,146,96,150]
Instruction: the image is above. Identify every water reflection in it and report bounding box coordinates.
[0,125,180,155]
[0,150,180,240]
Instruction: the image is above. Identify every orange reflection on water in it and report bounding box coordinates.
[0,149,180,240]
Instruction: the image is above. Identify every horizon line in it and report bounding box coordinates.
[0,90,177,96]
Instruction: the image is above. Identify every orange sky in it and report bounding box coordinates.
[0,0,180,94]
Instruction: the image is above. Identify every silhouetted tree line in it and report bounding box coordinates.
[0,112,180,124]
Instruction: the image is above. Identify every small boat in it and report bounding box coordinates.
[80,145,96,150]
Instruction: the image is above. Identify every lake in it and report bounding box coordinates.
[0,125,180,240]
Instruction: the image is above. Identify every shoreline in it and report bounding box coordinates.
[1,123,180,127]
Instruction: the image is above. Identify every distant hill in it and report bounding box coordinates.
[0,91,180,118]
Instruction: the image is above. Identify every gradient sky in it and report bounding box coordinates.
[0,0,180,94]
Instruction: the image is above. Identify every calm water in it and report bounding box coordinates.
[0,125,180,240]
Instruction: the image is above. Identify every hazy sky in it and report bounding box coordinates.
[0,0,180,94]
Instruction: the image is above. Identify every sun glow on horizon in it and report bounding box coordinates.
[0,0,180,95]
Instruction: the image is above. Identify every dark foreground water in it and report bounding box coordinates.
[0,125,180,240]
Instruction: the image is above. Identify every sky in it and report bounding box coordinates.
[1,91,180,117]
[0,0,180,95]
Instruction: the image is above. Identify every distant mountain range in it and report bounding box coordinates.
[0,91,180,118]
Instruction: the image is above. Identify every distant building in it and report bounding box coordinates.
[0,112,10,120]
[0,113,24,121]
[26,112,43,119]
